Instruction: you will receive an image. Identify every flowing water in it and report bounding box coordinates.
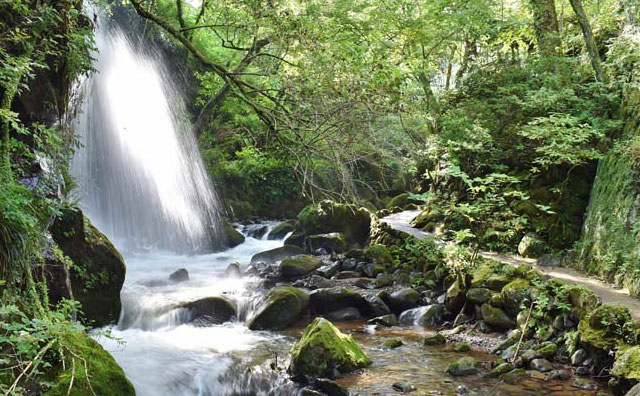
[72,14,609,396]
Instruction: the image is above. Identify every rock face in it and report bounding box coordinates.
[251,245,304,264]
[289,317,371,377]
[248,286,309,330]
[50,208,126,327]
[38,240,73,307]
[304,233,347,254]
[183,296,237,324]
[398,305,444,327]
[280,255,324,280]
[297,200,371,245]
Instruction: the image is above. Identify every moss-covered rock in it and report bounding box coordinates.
[453,342,471,352]
[364,244,394,267]
[280,255,323,280]
[251,245,304,264]
[423,333,446,346]
[446,357,478,376]
[248,286,309,330]
[268,220,297,240]
[445,280,466,313]
[50,208,126,327]
[45,331,134,396]
[182,296,237,324]
[481,303,515,329]
[612,345,640,382]
[386,193,410,209]
[222,220,245,248]
[466,288,493,305]
[289,318,371,377]
[537,343,558,358]
[382,338,403,349]
[501,279,531,315]
[305,233,347,253]
[297,200,371,245]
[309,287,372,317]
[579,305,633,351]
[517,233,547,258]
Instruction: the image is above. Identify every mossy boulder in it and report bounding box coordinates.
[564,285,601,320]
[280,255,324,280]
[386,193,413,209]
[50,208,126,327]
[423,333,446,346]
[248,286,309,330]
[382,338,403,349]
[45,331,135,396]
[268,220,297,240]
[579,305,633,351]
[222,220,245,248]
[251,245,304,264]
[363,244,394,267]
[537,343,558,358]
[305,233,347,253]
[517,233,547,258]
[289,318,371,377]
[612,346,640,382]
[501,279,531,315]
[481,303,515,329]
[446,357,478,376]
[297,200,371,245]
[466,288,494,305]
[445,280,466,313]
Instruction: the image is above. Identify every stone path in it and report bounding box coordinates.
[382,210,640,320]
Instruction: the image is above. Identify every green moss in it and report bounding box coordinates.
[446,357,477,376]
[386,193,410,209]
[481,303,515,329]
[222,220,245,248]
[305,233,347,253]
[280,255,323,280]
[501,278,531,314]
[248,286,309,330]
[46,332,134,396]
[453,342,471,352]
[537,343,558,358]
[269,220,297,240]
[579,305,634,351]
[364,244,394,267]
[382,338,403,349]
[289,318,371,377]
[423,333,446,346]
[297,200,371,244]
[612,345,640,381]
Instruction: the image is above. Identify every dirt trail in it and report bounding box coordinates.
[381,210,640,320]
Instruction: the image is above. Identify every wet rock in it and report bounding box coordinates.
[423,333,446,346]
[38,240,73,307]
[358,262,384,278]
[169,268,189,282]
[225,262,242,278]
[453,343,470,352]
[184,296,236,324]
[456,384,468,394]
[530,358,553,372]
[281,255,324,280]
[626,383,640,396]
[488,362,514,377]
[466,288,493,305]
[309,287,372,317]
[446,357,478,376]
[251,245,304,264]
[248,286,309,330]
[268,220,297,240]
[575,366,590,376]
[342,258,358,271]
[398,304,444,327]
[549,369,570,380]
[537,343,557,358]
[368,314,398,327]
[382,338,403,349]
[477,320,493,333]
[334,271,361,279]
[326,307,362,322]
[353,278,377,289]
[445,280,466,314]
[376,273,393,288]
[315,378,349,396]
[453,312,472,327]
[305,233,347,254]
[297,200,372,245]
[299,388,324,396]
[392,269,411,286]
[316,261,342,278]
[293,275,336,290]
[364,294,392,317]
[289,318,371,377]
[392,382,416,393]
[572,378,597,390]
[480,303,515,329]
[222,220,246,248]
[501,279,531,315]
[50,207,126,327]
[502,368,526,383]
[386,288,422,313]
[245,224,269,239]
[521,349,540,364]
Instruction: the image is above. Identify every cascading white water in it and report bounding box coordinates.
[72,20,220,253]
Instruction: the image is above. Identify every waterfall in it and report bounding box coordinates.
[72,20,221,253]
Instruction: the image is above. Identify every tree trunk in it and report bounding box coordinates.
[569,0,605,82]
[529,0,561,57]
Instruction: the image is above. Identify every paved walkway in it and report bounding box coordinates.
[382,210,640,320]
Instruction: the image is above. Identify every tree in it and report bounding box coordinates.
[568,0,605,82]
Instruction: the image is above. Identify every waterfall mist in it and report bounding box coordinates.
[72,20,221,253]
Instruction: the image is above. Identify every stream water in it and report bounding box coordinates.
[73,13,608,396]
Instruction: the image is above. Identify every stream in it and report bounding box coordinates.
[74,13,607,396]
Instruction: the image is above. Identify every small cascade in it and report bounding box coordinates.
[72,20,221,253]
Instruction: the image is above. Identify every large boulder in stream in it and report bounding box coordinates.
[222,220,245,248]
[296,200,371,246]
[251,245,304,264]
[280,255,324,280]
[268,220,297,240]
[304,233,347,254]
[248,286,309,330]
[309,287,375,318]
[289,317,371,377]
[182,296,237,324]
[50,208,126,327]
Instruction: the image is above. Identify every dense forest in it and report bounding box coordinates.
[4,0,640,395]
